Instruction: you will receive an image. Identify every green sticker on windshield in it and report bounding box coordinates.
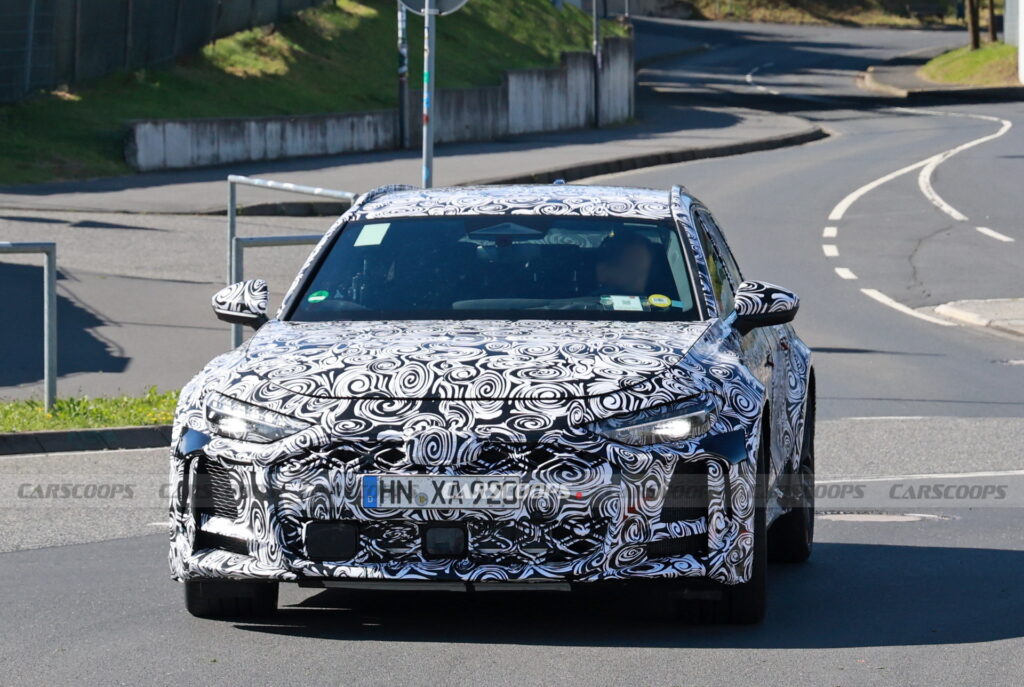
[307,290,329,304]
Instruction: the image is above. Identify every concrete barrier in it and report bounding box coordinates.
[126,38,634,172]
[127,110,397,172]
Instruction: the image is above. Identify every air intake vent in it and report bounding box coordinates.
[193,459,242,521]
[647,534,705,559]
[660,461,708,523]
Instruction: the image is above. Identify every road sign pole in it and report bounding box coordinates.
[422,0,436,188]
[397,3,410,149]
[592,0,601,128]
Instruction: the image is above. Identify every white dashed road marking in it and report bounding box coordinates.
[822,226,837,238]
[822,244,839,257]
[834,267,857,280]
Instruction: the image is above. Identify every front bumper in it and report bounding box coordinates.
[169,429,756,586]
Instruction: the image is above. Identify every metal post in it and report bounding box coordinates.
[592,0,601,128]
[422,0,436,188]
[223,175,357,349]
[0,242,58,409]
[397,4,410,149]
[24,0,37,96]
[43,246,57,410]
[230,236,244,349]
[124,0,134,70]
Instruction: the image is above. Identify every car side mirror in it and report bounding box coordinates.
[212,279,269,329]
[730,280,799,335]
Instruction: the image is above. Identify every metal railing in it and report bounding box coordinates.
[0,242,56,409]
[226,175,357,348]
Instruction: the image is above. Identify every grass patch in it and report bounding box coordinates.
[0,387,178,432]
[688,0,960,26]
[0,0,626,185]
[920,42,1020,87]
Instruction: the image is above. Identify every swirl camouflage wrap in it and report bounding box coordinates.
[734,280,801,317]
[169,183,813,600]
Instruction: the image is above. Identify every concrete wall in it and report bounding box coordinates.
[406,86,508,147]
[127,110,397,172]
[126,37,634,172]
[599,37,634,125]
[506,52,595,135]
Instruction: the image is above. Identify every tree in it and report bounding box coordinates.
[966,0,980,50]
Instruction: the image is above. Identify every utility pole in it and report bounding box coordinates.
[397,3,410,149]
[422,0,436,187]
[966,0,980,50]
[592,0,601,128]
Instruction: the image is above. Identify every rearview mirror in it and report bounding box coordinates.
[730,280,799,335]
[212,279,269,329]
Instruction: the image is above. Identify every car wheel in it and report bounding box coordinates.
[768,397,815,564]
[184,579,278,619]
[686,440,768,625]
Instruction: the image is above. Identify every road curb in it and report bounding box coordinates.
[224,125,829,217]
[934,302,1024,338]
[0,425,172,456]
[860,57,1024,102]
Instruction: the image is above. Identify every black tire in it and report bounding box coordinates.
[688,441,768,625]
[184,579,278,619]
[769,395,815,564]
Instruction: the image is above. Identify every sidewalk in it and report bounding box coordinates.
[861,46,1024,101]
[0,96,823,216]
[935,299,1024,338]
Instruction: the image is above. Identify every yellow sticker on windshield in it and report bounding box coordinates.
[648,294,672,309]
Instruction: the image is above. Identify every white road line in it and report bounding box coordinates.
[828,158,930,221]
[915,113,1012,223]
[819,468,1024,484]
[975,226,1015,242]
[828,109,1012,222]
[834,267,857,280]
[822,244,839,257]
[148,522,170,527]
[860,288,956,326]
[822,226,837,238]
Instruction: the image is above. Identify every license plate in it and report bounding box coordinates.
[361,474,522,510]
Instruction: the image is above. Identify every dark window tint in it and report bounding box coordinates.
[288,215,700,322]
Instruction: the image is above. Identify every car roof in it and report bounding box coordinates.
[352,184,674,222]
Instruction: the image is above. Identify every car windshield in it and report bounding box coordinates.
[287,215,700,322]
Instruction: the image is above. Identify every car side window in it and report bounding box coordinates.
[697,209,743,285]
[694,211,735,315]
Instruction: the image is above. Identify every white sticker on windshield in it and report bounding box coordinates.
[354,223,390,247]
[609,295,643,311]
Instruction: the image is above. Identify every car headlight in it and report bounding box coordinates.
[205,392,311,444]
[589,396,718,446]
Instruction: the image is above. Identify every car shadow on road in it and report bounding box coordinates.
[234,542,1023,648]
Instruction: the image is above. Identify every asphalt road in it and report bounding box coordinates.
[1,19,1023,687]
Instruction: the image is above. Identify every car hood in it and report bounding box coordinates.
[234,319,711,401]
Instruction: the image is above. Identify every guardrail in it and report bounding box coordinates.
[226,175,357,348]
[0,242,57,409]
